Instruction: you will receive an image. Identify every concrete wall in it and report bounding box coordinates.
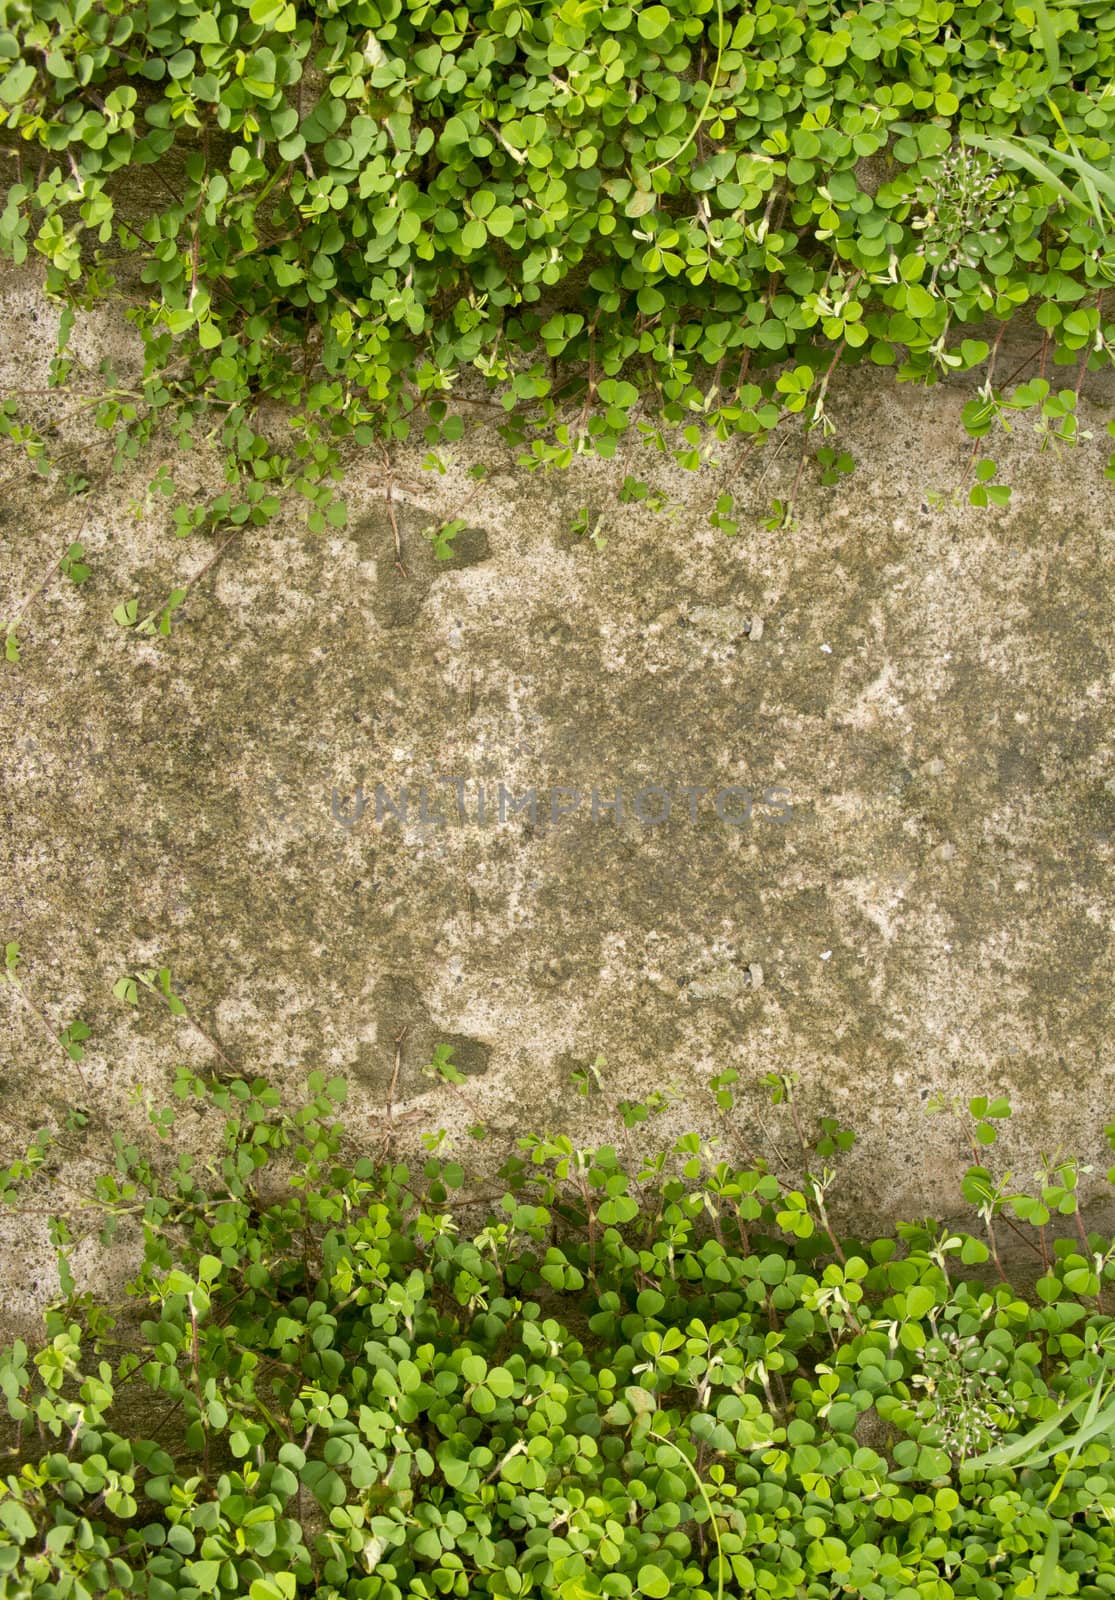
[1,260,1113,1332]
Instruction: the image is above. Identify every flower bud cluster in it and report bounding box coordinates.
[911,1325,1021,1459]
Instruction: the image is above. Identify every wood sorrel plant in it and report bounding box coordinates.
[2,1071,1115,1599]
[0,0,1113,582]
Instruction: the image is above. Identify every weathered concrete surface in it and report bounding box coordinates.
[1,258,1113,1331]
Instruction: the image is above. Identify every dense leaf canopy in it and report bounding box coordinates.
[1,0,1113,468]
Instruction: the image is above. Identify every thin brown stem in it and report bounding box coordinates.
[811,1181,849,1271]
[999,341,1045,392]
[6,525,85,625]
[188,1295,210,1479]
[810,334,848,424]
[387,1027,407,1122]
[985,320,1007,389]
[385,486,406,576]
[182,1007,236,1072]
[985,1213,1008,1283]
[6,981,88,1090]
[179,526,244,604]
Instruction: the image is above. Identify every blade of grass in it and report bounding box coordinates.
[1047,1389,1115,1466]
[1042,1373,1115,1504]
[1030,0,1060,80]
[1074,1361,1111,1445]
[650,0,726,173]
[962,1386,1089,1471]
[960,132,1083,212]
[1033,1521,1061,1600]
[648,1429,725,1600]
[965,1362,1114,1475]
[1034,143,1115,211]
